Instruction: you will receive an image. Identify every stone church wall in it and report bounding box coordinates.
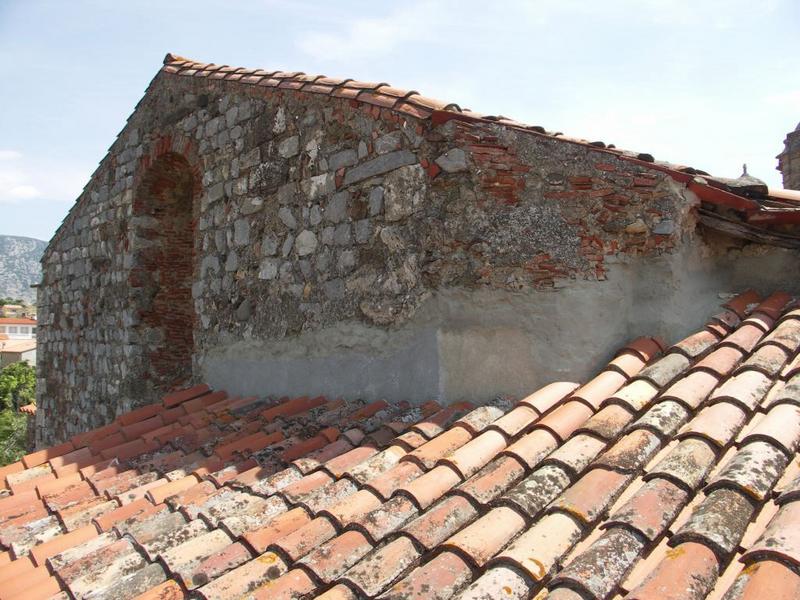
[36,70,793,446]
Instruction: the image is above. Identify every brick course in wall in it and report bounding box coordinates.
[36,58,696,445]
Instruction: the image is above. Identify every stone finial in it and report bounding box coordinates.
[777,122,800,190]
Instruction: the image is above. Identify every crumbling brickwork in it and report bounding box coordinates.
[36,62,695,445]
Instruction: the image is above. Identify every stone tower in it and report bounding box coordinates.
[777,122,800,190]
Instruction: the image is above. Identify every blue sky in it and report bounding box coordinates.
[0,0,798,241]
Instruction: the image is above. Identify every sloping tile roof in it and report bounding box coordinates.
[2,291,800,599]
[0,319,36,326]
[0,340,37,354]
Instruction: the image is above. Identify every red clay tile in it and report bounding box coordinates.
[497,511,583,582]
[694,345,745,377]
[22,441,75,469]
[351,495,418,543]
[637,352,692,387]
[59,496,118,530]
[578,404,636,441]
[722,324,765,353]
[340,536,420,597]
[518,382,579,415]
[724,290,762,318]
[12,575,64,599]
[727,559,800,600]
[445,506,525,566]
[401,495,478,551]
[322,446,379,478]
[100,437,160,461]
[646,437,717,490]
[551,467,633,525]
[740,499,780,550]
[162,384,211,409]
[270,515,337,562]
[608,379,660,412]
[281,430,339,462]
[753,291,793,319]
[488,405,537,438]
[572,371,629,410]
[535,400,594,442]
[674,488,757,558]
[8,470,56,495]
[132,579,186,600]
[607,352,647,379]
[681,401,747,448]
[215,431,283,461]
[628,542,720,600]
[382,550,473,600]
[618,336,664,362]
[0,461,24,488]
[299,529,373,583]
[662,371,723,409]
[742,345,789,377]
[403,427,473,470]
[672,329,721,358]
[93,497,163,532]
[397,464,461,509]
[197,551,288,599]
[180,541,252,590]
[36,472,86,498]
[503,428,559,469]
[552,527,647,600]
[743,501,800,567]
[741,404,800,455]
[147,475,200,504]
[1,566,57,598]
[251,567,316,599]
[709,370,774,413]
[711,308,742,331]
[49,446,95,471]
[606,477,688,541]
[593,429,661,473]
[759,319,800,353]
[545,433,609,476]
[0,554,35,584]
[242,507,311,554]
[455,454,526,505]
[440,429,508,479]
[29,524,98,567]
[322,489,382,527]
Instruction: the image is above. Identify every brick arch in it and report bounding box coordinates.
[130,150,198,395]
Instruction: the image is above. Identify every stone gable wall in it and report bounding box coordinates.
[36,72,691,445]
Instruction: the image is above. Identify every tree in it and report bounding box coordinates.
[0,409,26,465]
[0,362,36,411]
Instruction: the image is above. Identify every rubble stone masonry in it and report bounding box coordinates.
[35,68,721,445]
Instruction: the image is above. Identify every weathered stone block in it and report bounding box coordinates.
[342,150,417,186]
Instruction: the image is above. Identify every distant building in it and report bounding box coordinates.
[0,339,36,367]
[0,317,37,339]
[777,122,800,190]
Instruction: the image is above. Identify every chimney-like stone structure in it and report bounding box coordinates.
[777,122,800,190]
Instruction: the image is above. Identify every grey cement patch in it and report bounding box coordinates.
[202,239,800,406]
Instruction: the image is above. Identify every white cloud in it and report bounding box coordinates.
[297,1,446,61]
[0,152,88,205]
[765,90,800,108]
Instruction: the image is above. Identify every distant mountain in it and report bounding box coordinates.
[0,235,46,304]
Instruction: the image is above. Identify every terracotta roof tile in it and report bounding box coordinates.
[628,541,720,600]
[742,500,800,567]
[3,293,800,599]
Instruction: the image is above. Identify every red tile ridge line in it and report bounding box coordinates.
[160,53,766,214]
